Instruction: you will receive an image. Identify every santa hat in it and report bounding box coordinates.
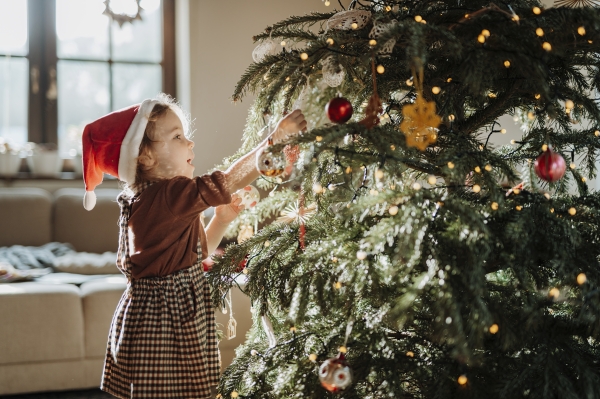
[81,99,159,210]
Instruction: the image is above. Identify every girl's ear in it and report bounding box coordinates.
[138,153,156,168]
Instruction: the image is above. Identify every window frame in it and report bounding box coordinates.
[23,0,176,145]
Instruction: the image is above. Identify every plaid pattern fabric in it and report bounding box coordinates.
[101,186,220,399]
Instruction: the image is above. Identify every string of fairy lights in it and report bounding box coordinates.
[224,2,599,394]
[303,2,593,390]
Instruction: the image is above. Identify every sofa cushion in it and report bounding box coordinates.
[80,276,127,357]
[0,282,84,365]
[0,188,52,247]
[53,251,119,275]
[0,359,93,396]
[53,188,121,253]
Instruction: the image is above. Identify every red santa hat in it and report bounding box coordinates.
[81,99,159,210]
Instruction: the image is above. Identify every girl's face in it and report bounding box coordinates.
[148,109,195,179]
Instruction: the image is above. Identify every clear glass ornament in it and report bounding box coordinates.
[256,138,286,177]
[252,39,277,63]
[326,10,371,31]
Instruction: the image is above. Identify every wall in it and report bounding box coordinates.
[185,0,330,174]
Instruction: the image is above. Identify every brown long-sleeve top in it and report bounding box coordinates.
[127,172,231,279]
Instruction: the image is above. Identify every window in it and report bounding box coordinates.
[0,0,28,148]
[0,0,175,157]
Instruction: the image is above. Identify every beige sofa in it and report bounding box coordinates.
[0,187,250,396]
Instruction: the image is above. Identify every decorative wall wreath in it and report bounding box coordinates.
[102,0,143,27]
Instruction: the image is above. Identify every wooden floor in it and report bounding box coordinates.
[0,389,114,399]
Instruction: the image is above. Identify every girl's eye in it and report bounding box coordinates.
[175,134,181,140]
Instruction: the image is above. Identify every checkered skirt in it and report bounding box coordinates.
[101,191,220,399]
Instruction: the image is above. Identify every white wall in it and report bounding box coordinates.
[183,0,331,174]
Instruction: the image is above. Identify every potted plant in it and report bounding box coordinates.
[27,143,63,176]
[0,140,23,176]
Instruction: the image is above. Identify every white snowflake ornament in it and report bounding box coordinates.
[369,20,397,55]
[326,9,371,31]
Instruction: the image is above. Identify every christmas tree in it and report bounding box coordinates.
[208,0,600,397]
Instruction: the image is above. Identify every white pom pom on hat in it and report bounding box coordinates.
[81,99,158,210]
[83,190,96,211]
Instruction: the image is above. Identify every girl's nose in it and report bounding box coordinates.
[188,138,194,149]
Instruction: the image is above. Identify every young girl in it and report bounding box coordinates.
[80,93,306,398]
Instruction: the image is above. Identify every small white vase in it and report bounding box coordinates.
[28,151,63,176]
[0,153,22,176]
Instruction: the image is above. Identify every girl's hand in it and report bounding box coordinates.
[214,194,245,225]
[272,109,307,143]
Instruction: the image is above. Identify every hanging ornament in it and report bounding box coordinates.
[224,290,237,340]
[256,137,286,177]
[261,314,277,347]
[103,0,143,27]
[326,9,371,31]
[235,254,249,273]
[237,225,254,244]
[322,56,346,87]
[368,19,398,55]
[235,185,260,210]
[276,201,317,224]
[252,39,277,63]
[319,352,353,392]
[292,86,309,111]
[326,97,353,124]
[400,64,442,151]
[276,191,315,250]
[358,59,383,129]
[283,144,301,177]
[534,148,566,182]
[319,318,355,392]
[291,73,311,112]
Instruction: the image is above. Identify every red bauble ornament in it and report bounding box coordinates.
[534,148,566,182]
[234,254,249,273]
[326,97,353,124]
[202,248,224,271]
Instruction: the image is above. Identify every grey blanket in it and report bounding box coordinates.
[0,242,75,270]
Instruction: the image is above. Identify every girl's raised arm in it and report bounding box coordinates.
[223,110,306,192]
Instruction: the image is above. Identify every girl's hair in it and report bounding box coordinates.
[124,93,192,194]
